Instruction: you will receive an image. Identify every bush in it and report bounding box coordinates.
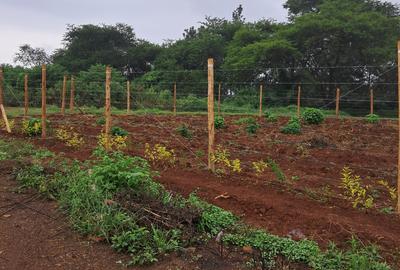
[281,117,301,134]
[214,116,225,129]
[302,108,325,125]
[246,122,260,135]
[366,114,380,124]
[111,126,129,137]
[22,118,45,136]
[264,111,278,122]
[176,124,192,139]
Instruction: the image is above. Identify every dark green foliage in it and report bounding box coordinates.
[111,126,129,137]
[366,114,380,124]
[214,116,226,129]
[281,117,301,134]
[302,108,325,125]
[245,122,260,135]
[176,124,193,139]
[264,111,278,122]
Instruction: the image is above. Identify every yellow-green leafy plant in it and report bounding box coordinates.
[144,143,176,167]
[340,167,374,209]
[98,133,128,151]
[377,180,397,201]
[252,160,269,176]
[22,118,42,136]
[0,119,15,130]
[211,145,241,174]
[55,126,84,148]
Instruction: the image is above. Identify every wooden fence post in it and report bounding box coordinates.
[218,83,221,115]
[207,59,215,172]
[259,84,263,117]
[0,105,11,133]
[105,66,112,151]
[397,40,400,214]
[127,80,131,114]
[297,85,301,118]
[173,83,177,116]
[70,76,75,112]
[61,75,67,115]
[0,68,3,117]
[336,87,340,118]
[41,64,47,139]
[24,74,29,118]
[370,88,374,115]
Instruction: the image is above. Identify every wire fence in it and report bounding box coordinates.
[1,64,398,118]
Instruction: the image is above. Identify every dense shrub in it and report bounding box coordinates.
[111,126,129,137]
[281,117,301,134]
[214,116,226,129]
[365,114,380,124]
[302,108,325,125]
[264,111,278,122]
[22,118,45,136]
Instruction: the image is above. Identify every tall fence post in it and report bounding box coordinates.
[259,84,263,117]
[127,80,131,114]
[0,68,3,117]
[70,76,75,112]
[297,85,301,118]
[105,66,112,151]
[397,40,400,214]
[173,83,177,116]
[24,74,29,118]
[336,87,340,118]
[41,64,47,139]
[207,58,215,172]
[0,68,10,133]
[218,83,221,115]
[61,75,67,115]
[370,88,374,115]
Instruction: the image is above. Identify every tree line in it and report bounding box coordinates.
[2,0,400,115]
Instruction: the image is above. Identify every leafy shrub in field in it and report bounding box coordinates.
[177,94,207,111]
[340,167,374,209]
[264,111,278,122]
[245,122,260,135]
[302,108,325,125]
[366,114,380,124]
[252,160,269,176]
[55,126,84,148]
[111,126,129,137]
[211,145,241,174]
[176,124,192,139]
[22,118,43,136]
[281,117,301,134]
[214,116,225,129]
[98,133,128,151]
[144,143,176,168]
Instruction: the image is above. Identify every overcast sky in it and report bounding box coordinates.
[1,0,399,64]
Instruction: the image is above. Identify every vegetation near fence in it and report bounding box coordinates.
[1,0,400,116]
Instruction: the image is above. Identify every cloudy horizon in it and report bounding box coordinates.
[1,0,399,64]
